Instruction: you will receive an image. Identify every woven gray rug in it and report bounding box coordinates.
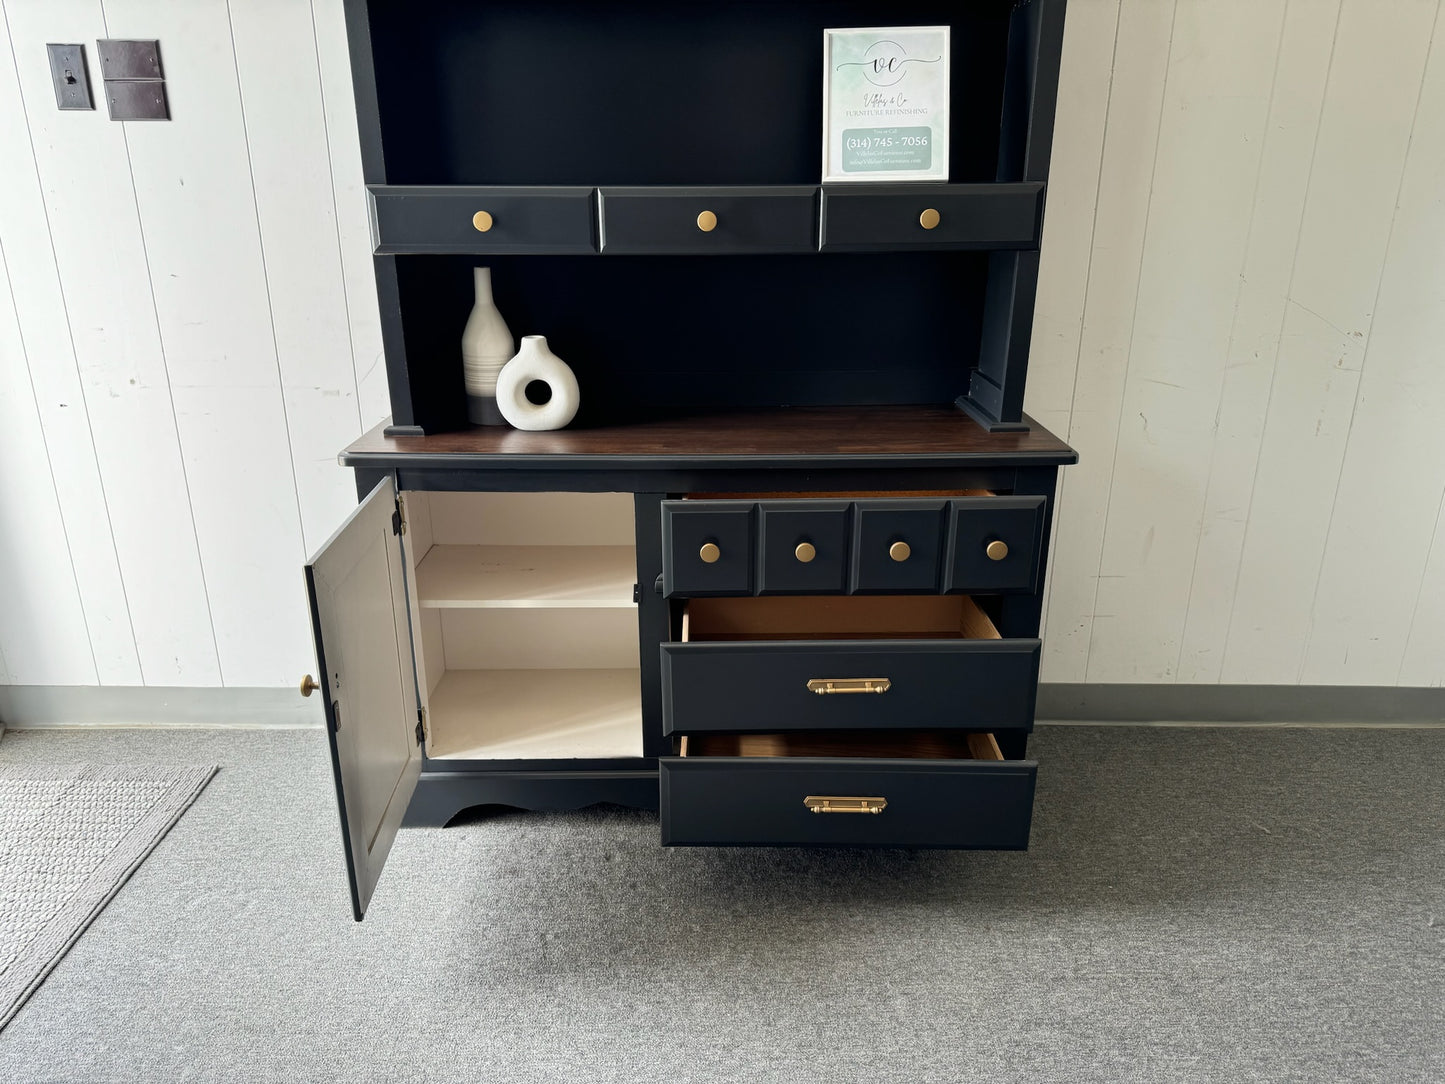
[0,762,216,1029]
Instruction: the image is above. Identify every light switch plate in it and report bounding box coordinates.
[46,43,93,110]
[104,79,169,121]
[96,38,162,80]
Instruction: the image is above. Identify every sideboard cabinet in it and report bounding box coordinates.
[305,0,1074,919]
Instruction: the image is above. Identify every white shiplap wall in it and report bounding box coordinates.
[0,0,1440,691]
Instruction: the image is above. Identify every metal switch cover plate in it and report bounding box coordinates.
[96,39,163,80]
[46,44,93,110]
[104,79,169,121]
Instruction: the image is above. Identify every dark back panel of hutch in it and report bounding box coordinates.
[349,0,1064,433]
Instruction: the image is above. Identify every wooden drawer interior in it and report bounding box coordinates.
[679,730,1004,761]
[682,594,1001,642]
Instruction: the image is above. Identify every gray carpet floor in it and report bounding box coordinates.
[0,725,1440,1084]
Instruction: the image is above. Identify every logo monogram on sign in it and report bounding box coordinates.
[836,39,942,88]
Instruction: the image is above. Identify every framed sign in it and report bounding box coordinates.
[822,26,950,183]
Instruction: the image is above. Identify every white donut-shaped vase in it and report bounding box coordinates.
[494,335,580,431]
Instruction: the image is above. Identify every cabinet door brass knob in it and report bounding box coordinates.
[889,540,911,562]
[986,539,1009,561]
[472,210,494,233]
[795,541,816,563]
[699,542,721,563]
[696,210,717,233]
[919,207,941,230]
[299,674,320,698]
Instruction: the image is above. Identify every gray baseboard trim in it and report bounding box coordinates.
[0,686,323,729]
[1037,683,1445,725]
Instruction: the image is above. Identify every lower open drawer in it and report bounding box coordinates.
[659,730,1036,848]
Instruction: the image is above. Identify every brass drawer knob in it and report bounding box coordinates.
[986,539,1009,561]
[889,540,911,562]
[699,542,721,563]
[472,210,494,233]
[795,541,816,563]
[299,674,319,698]
[696,209,717,232]
[919,207,940,230]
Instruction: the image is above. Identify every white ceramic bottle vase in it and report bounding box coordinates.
[460,267,515,425]
[495,335,581,431]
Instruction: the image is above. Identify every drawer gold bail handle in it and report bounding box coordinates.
[472,210,494,233]
[697,209,717,232]
[805,796,887,815]
[806,677,891,695]
[699,542,721,564]
[986,539,1009,561]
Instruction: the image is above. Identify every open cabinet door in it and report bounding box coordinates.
[305,476,421,921]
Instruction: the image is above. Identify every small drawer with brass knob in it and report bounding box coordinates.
[819,182,1044,252]
[661,500,755,596]
[598,186,818,254]
[851,501,947,593]
[944,496,1047,595]
[757,501,849,595]
[367,185,598,254]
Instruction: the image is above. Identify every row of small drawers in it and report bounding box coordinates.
[368,183,1043,255]
[661,496,1047,597]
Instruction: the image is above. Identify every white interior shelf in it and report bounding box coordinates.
[425,668,644,760]
[415,545,637,609]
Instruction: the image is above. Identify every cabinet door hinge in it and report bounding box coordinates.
[415,706,426,746]
[392,497,407,536]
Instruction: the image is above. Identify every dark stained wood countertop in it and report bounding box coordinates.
[341,406,1078,471]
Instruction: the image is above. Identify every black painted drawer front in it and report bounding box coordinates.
[757,502,850,594]
[368,186,597,254]
[947,496,1046,594]
[661,639,1040,735]
[599,187,818,254]
[660,756,1036,847]
[852,501,947,592]
[662,502,755,596]
[819,183,1044,252]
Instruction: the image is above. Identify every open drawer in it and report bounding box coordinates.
[660,730,1036,847]
[660,595,1040,735]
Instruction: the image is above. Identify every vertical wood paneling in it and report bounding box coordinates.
[0,0,1442,693]
[103,0,312,686]
[312,0,390,430]
[1222,0,1437,684]
[0,264,95,686]
[1400,489,1445,686]
[1176,0,1343,682]
[6,0,220,686]
[0,3,137,684]
[1023,0,1120,643]
[228,0,364,554]
[1039,0,1176,682]
[1303,12,1445,685]
[1024,0,1120,431]
[1086,0,1286,681]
